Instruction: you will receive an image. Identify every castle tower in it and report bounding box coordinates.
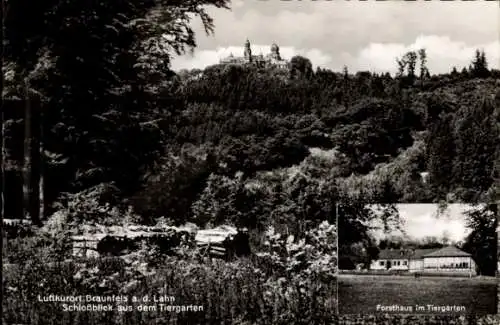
[270,43,281,60]
[244,39,252,62]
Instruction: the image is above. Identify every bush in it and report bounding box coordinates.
[256,221,337,279]
[3,230,72,264]
[3,224,338,325]
[56,183,141,226]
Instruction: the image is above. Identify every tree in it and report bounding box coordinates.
[405,51,418,81]
[370,74,387,98]
[395,51,418,88]
[471,49,490,78]
[290,55,313,79]
[338,203,400,270]
[331,98,417,174]
[419,236,445,249]
[21,81,42,225]
[440,230,451,246]
[191,173,247,227]
[396,57,407,78]
[4,0,231,222]
[342,66,349,80]
[418,48,428,81]
[462,204,497,276]
[452,97,498,200]
[132,147,216,225]
[426,112,456,200]
[3,65,46,224]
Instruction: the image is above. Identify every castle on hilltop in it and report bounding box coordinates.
[219,39,289,69]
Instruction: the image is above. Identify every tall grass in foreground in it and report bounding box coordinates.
[4,254,498,325]
[3,254,337,325]
[5,219,499,325]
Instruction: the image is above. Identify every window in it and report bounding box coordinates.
[380,261,385,266]
[403,261,407,266]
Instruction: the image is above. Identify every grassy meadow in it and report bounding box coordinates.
[338,274,498,315]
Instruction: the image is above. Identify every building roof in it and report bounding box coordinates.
[422,246,472,258]
[409,249,439,259]
[377,246,472,260]
[378,249,411,260]
[377,248,440,260]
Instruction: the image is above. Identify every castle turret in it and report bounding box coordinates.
[270,43,281,60]
[244,39,252,62]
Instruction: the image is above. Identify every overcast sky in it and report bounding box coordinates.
[171,0,500,74]
[368,204,483,243]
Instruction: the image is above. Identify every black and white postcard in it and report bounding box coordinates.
[338,203,498,315]
[2,0,499,324]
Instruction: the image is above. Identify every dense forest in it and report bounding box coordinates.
[2,0,500,324]
[4,41,499,232]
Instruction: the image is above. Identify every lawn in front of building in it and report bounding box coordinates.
[338,274,497,315]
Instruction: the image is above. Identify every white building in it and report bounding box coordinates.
[422,246,476,273]
[370,248,410,271]
[370,246,477,275]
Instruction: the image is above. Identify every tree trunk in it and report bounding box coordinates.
[1,82,5,222]
[23,79,41,226]
[39,134,44,221]
[23,80,31,221]
[31,95,41,223]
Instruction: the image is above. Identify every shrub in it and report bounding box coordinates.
[55,183,141,226]
[257,221,337,280]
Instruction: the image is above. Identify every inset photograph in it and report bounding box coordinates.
[338,203,498,315]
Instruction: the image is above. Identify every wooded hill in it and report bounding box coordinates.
[3,41,500,236]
